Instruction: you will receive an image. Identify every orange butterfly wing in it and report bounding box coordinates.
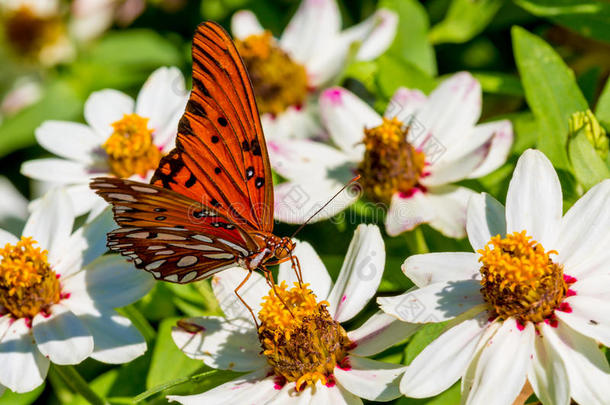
[151,21,273,233]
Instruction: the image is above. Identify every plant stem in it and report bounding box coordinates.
[53,365,108,405]
[122,304,156,343]
[132,370,218,403]
[405,227,429,254]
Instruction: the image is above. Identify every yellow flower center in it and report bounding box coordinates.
[357,117,426,204]
[102,113,162,178]
[3,6,63,59]
[0,236,61,319]
[236,31,308,116]
[478,231,569,325]
[258,281,352,391]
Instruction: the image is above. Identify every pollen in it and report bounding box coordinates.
[357,117,426,204]
[258,281,352,391]
[0,236,61,319]
[236,31,308,116]
[102,113,162,178]
[478,231,568,324]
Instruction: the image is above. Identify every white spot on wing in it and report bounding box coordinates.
[157,233,186,240]
[165,274,179,282]
[108,193,137,202]
[148,246,166,250]
[217,238,249,256]
[193,235,213,243]
[181,271,198,283]
[177,256,198,267]
[204,253,234,260]
[131,185,158,193]
[126,232,149,239]
[145,260,166,270]
[155,250,174,255]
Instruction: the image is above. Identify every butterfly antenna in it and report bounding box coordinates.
[290,175,361,239]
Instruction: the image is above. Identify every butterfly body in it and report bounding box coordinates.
[91,21,297,285]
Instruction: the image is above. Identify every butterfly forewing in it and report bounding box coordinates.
[151,22,273,233]
[91,178,256,282]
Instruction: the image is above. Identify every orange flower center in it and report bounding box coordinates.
[0,236,61,319]
[102,113,162,178]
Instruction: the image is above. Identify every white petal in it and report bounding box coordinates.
[278,241,332,301]
[400,313,490,398]
[341,9,398,61]
[384,87,427,125]
[0,176,28,222]
[261,104,322,141]
[211,267,268,322]
[402,252,480,289]
[334,356,405,401]
[22,188,74,263]
[378,280,485,323]
[527,326,570,405]
[171,316,264,372]
[314,383,364,405]
[467,120,514,179]
[53,208,114,278]
[65,183,104,217]
[556,280,610,346]
[274,179,358,225]
[167,369,274,405]
[0,229,18,246]
[63,255,154,310]
[231,10,264,39]
[80,309,146,364]
[424,185,476,239]
[0,315,12,341]
[348,311,420,357]
[319,87,382,160]
[35,121,102,164]
[505,149,562,249]
[268,138,354,181]
[136,67,187,142]
[32,304,93,365]
[466,192,506,252]
[463,320,534,405]
[84,89,134,138]
[384,189,435,237]
[556,180,610,276]
[542,321,610,405]
[326,224,385,323]
[280,0,341,71]
[415,72,481,153]
[21,158,92,183]
[0,318,49,393]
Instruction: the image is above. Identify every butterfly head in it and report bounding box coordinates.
[272,237,295,261]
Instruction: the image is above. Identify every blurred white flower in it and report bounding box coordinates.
[21,67,187,217]
[379,150,610,404]
[0,0,74,66]
[0,189,154,393]
[69,0,147,42]
[270,72,513,238]
[170,224,416,405]
[231,0,398,140]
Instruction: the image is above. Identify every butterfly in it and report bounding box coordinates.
[90,21,300,304]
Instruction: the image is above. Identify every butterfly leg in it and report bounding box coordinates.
[290,254,303,285]
[234,270,260,330]
[261,266,295,318]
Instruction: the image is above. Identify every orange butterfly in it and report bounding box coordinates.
[91,22,300,313]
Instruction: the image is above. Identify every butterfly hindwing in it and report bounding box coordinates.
[91,177,256,282]
[151,21,273,233]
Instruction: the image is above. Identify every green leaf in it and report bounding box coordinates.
[514,0,610,42]
[471,72,524,96]
[379,0,437,75]
[376,55,436,99]
[568,130,610,190]
[0,384,45,405]
[146,317,206,389]
[404,323,447,365]
[0,80,82,157]
[396,381,461,404]
[429,0,504,44]
[595,77,610,129]
[512,26,589,170]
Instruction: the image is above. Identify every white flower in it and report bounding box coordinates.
[169,224,417,405]
[21,67,187,217]
[1,0,74,66]
[270,72,514,238]
[0,189,154,393]
[69,0,147,42]
[378,150,610,405]
[231,0,397,141]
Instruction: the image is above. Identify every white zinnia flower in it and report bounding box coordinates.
[0,189,154,393]
[231,0,398,140]
[270,72,514,238]
[379,149,610,404]
[21,67,187,217]
[1,0,74,66]
[170,224,417,405]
